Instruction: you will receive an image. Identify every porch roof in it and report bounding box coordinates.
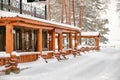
[0,10,81,33]
[81,32,100,38]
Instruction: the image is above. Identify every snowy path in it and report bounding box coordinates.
[0,47,120,80]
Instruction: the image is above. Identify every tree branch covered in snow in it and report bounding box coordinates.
[50,0,109,44]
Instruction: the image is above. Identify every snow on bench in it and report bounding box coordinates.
[0,52,10,58]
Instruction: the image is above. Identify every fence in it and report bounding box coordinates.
[0,0,45,19]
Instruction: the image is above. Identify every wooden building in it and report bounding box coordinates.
[0,11,81,66]
[81,32,100,50]
[0,0,100,66]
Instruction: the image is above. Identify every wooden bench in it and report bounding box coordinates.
[53,51,61,61]
[53,50,68,61]
[41,51,54,63]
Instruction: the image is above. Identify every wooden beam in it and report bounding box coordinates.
[0,23,5,26]
[55,28,62,34]
[1,17,80,32]
[13,22,54,30]
[6,23,13,53]
[81,36,99,38]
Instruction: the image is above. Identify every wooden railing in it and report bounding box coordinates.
[0,0,45,19]
[0,46,99,66]
[0,57,10,66]
[0,52,40,66]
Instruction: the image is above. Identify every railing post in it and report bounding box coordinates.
[34,7,36,17]
[8,0,10,11]
[45,5,47,20]
[1,0,3,10]
[20,0,22,14]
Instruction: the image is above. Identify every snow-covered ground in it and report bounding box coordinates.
[0,46,120,80]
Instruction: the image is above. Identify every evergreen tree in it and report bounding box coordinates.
[82,0,109,44]
[116,0,120,14]
[50,0,109,44]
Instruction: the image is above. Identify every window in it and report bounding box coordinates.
[14,28,37,52]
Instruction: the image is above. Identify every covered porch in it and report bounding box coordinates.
[81,32,100,50]
[0,11,81,65]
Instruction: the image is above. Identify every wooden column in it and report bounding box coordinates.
[95,37,99,50]
[75,33,78,48]
[58,33,62,51]
[49,30,55,51]
[69,32,73,49]
[38,28,42,53]
[6,24,13,53]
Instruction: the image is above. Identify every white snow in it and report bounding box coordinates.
[11,51,40,56]
[0,46,120,80]
[81,32,100,36]
[0,10,81,31]
[0,52,10,58]
[42,51,54,55]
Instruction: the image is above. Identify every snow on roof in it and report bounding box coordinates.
[0,10,81,31]
[81,32,100,36]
